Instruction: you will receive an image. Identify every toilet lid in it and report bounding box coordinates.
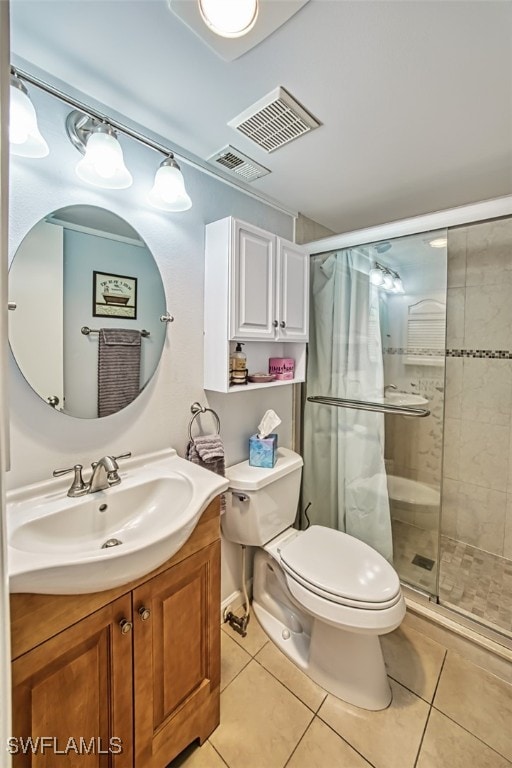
[279,526,400,607]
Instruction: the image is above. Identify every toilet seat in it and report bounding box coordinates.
[278,526,401,610]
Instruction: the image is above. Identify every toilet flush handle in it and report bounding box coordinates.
[231,491,249,502]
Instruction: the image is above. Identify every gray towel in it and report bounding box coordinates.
[98,328,142,418]
[186,434,226,512]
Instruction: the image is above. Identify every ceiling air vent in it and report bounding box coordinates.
[208,146,270,182]
[228,87,320,153]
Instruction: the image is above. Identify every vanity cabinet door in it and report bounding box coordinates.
[11,595,133,767]
[133,541,221,768]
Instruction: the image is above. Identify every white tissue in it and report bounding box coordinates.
[257,409,281,439]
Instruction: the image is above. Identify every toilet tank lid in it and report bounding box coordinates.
[225,448,303,490]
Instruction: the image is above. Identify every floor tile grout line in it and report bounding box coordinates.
[386,672,439,706]
[430,703,512,763]
[207,740,231,768]
[315,711,378,768]
[252,650,328,714]
[220,652,252,695]
[282,712,315,768]
[413,703,433,768]
[430,648,448,706]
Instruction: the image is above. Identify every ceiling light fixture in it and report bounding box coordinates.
[148,155,192,212]
[66,111,132,189]
[198,0,258,38]
[9,73,49,158]
[429,237,447,249]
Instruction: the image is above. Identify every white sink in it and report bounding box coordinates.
[383,391,428,407]
[7,449,229,594]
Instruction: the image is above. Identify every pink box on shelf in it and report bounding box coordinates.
[269,357,295,380]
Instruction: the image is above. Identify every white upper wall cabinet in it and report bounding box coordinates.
[228,219,309,342]
[204,217,309,393]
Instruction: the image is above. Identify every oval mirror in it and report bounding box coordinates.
[9,205,167,418]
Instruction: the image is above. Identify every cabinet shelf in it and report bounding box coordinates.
[222,377,302,394]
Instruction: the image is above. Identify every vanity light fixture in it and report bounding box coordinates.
[198,0,258,38]
[66,111,133,189]
[370,262,405,293]
[9,73,49,158]
[369,265,385,287]
[148,155,192,212]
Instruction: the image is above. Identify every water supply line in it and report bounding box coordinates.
[223,545,251,637]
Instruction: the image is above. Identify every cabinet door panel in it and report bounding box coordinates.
[277,239,309,341]
[134,542,220,768]
[230,221,275,340]
[11,595,133,768]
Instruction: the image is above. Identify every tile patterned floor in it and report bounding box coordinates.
[392,519,512,636]
[169,614,512,768]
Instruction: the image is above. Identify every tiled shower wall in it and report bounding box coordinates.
[443,217,512,561]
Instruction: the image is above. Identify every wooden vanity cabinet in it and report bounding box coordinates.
[10,498,221,768]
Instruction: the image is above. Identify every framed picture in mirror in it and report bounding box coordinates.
[93,270,138,319]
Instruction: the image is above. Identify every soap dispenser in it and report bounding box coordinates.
[230,342,247,385]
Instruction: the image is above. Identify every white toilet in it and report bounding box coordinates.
[223,447,406,710]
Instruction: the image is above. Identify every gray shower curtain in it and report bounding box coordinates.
[302,248,393,561]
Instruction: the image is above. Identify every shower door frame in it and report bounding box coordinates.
[302,194,512,651]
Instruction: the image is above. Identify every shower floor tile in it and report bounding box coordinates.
[392,519,512,636]
[438,536,512,635]
[391,518,438,593]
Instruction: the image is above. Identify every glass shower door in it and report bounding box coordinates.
[302,231,447,595]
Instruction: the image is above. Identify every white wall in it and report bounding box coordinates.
[7,84,295,602]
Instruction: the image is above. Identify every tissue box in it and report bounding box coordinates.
[269,357,294,380]
[249,433,278,468]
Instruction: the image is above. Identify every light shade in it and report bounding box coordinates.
[10,76,49,158]
[198,0,258,38]
[382,271,395,290]
[148,156,192,212]
[369,266,384,286]
[392,275,405,293]
[76,126,132,189]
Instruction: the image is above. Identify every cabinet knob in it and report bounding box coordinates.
[280,321,286,328]
[138,606,151,621]
[272,320,278,328]
[119,619,133,634]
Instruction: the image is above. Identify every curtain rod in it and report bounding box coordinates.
[12,66,298,220]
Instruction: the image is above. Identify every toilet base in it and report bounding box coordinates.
[252,549,393,710]
[253,601,392,710]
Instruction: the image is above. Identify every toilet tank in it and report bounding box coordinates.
[223,448,303,546]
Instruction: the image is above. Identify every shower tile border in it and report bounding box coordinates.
[384,348,512,359]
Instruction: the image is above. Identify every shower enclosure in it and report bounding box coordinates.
[302,213,512,642]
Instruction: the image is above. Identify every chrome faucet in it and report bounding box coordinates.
[384,384,397,394]
[53,452,131,497]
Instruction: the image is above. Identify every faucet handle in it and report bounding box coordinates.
[53,464,88,497]
[53,463,83,478]
[112,452,131,462]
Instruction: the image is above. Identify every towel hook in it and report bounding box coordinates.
[188,402,221,442]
